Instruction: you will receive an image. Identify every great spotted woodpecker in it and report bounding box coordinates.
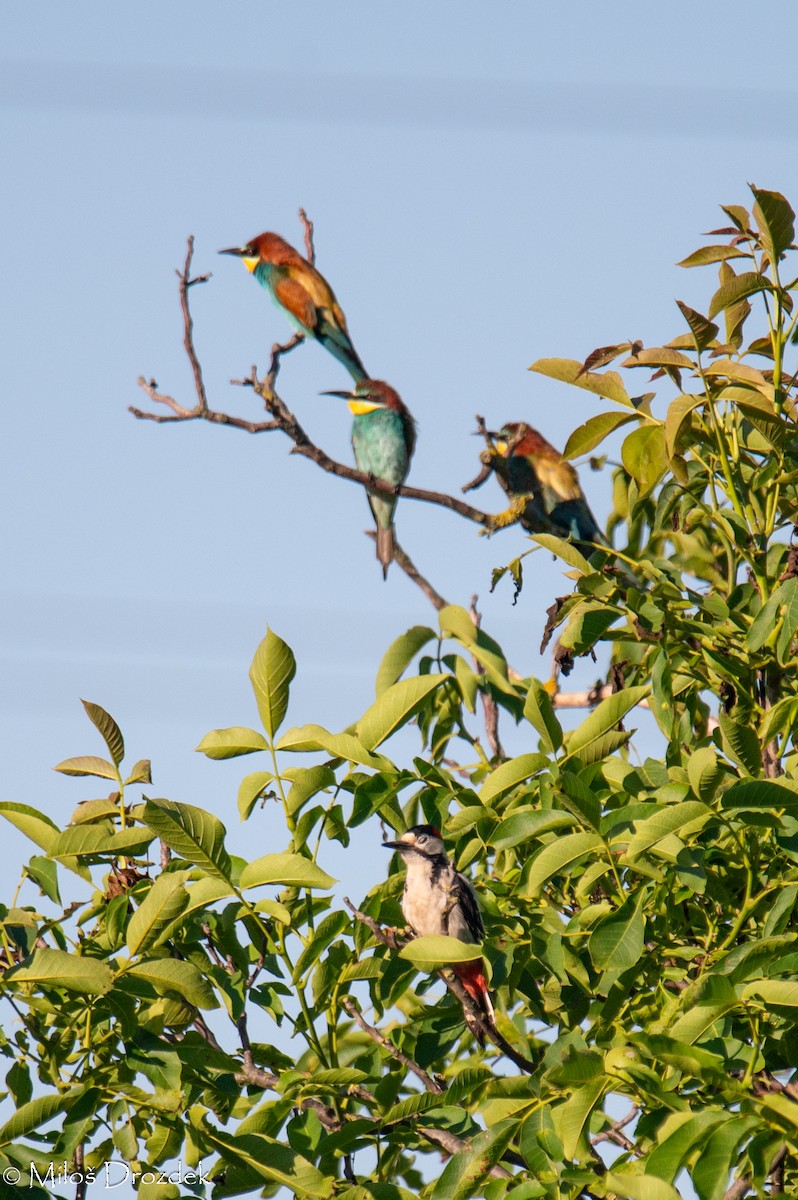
[383,824,494,1043]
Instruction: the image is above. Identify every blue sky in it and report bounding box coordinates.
[1,3,796,1191]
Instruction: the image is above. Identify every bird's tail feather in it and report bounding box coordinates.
[376,526,394,579]
[318,319,367,383]
[453,960,494,1045]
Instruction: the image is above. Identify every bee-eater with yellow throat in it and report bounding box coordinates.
[220,232,367,382]
[487,422,605,554]
[324,381,416,578]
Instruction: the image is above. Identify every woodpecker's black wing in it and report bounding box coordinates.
[452,871,484,942]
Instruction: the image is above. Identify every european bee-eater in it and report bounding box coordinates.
[219,232,367,382]
[324,381,416,578]
[487,423,604,554]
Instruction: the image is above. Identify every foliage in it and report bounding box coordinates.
[4,187,798,1200]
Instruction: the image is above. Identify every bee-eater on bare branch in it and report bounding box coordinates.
[486,422,605,555]
[219,232,367,382]
[324,381,416,578]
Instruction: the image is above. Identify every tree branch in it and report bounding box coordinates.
[374,534,448,611]
[342,996,444,1095]
[131,229,497,529]
[590,1105,638,1153]
[470,594,505,761]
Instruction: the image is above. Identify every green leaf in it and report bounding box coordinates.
[553,1077,606,1160]
[562,411,637,459]
[81,699,125,765]
[276,724,392,771]
[675,301,719,351]
[25,856,61,904]
[664,393,706,458]
[429,1119,517,1200]
[50,823,154,858]
[559,602,622,653]
[142,797,233,883]
[523,831,604,897]
[589,893,645,972]
[249,627,296,739]
[523,679,563,753]
[195,726,270,759]
[687,747,724,803]
[752,185,795,263]
[126,958,219,1009]
[720,778,798,814]
[0,1089,78,1145]
[718,712,763,778]
[677,245,748,268]
[489,809,577,850]
[623,801,713,860]
[382,1091,448,1125]
[565,686,649,761]
[742,978,798,1007]
[0,802,59,853]
[197,1117,334,1198]
[239,852,336,890]
[529,357,633,408]
[5,948,113,995]
[375,626,436,695]
[357,674,446,751]
[531,533,592,572]
[126,872,190,956]
[603,1172,681,1200]
[621,424,668,496]
[238,770,276,820]
[398,935,482,966]
[670,976,738,1043]
[707,271,771,319]
[292,911,350,980]
[692,1116,760,1200]
[124,758,152,785]
[479,753,547,803]
[53,755,118,780]
[646,1111,729,1185]
[285,765,336,815]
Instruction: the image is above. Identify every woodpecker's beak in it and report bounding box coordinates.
[382,839,403,849]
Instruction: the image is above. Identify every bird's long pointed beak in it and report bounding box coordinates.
[382,839,403,849]
[218,246,247,257]
[321,389,355,400]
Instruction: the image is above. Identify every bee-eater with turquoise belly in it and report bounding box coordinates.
[219,232,367,382]
[325,381,416,578]
[488,422,605,555]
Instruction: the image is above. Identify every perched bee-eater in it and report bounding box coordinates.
[487,422,604,554]
[219,232,367,382]
[324,381,416,578]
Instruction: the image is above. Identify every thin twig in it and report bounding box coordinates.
[298,208,315,264]
[179,237,210,413]
[369,533,448,610]
[342,996,444,1094]
[723,1145,787,1200]
[470,594,505,761]
[590,1105,638,1153]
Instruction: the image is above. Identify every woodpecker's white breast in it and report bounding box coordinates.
[400,856,479,944]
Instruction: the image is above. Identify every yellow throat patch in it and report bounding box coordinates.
[347,399,384,415]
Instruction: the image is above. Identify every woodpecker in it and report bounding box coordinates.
[383,825,494,1043]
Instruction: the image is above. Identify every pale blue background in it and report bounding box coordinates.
[1,3,795,1195]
